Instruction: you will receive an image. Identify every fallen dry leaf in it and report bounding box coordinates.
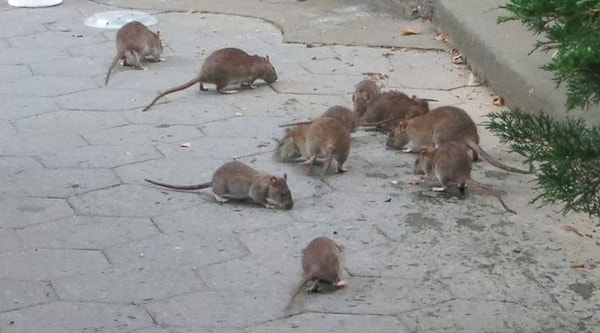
[452,54,465,65]
[402,28,421,36]
[492,96,505,106]
[434,32,447,41]
[571,263,586,269]
[406,179,421,185]
[388,66,395,73]
[180,142,192,148]
[235,111,244,117]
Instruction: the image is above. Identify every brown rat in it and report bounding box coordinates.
[414,141,472,193]
[144,160,293,209]
[352,80,381,118]
[143,48,277,111]
[105,21,163,85]
[360,91,430,132]
[286,237,346,310]
[321,105,359,133]
[278,105,359,133]
[387,105,532,174]
[275,123,310,163]
[303,117,352,174]
[275,106,356,164]
[413,141,516,213]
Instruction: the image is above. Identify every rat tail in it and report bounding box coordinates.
[142,76,201,111]
[284,275,309,312]
[466,141,533,174]
[105,51,123,85]
[144,178,212,191]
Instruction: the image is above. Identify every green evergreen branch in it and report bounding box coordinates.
[486,109,600,216]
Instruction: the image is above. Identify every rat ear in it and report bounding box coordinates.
[269,176,278,186]
[156,30,160,37]
[352,94,356,102]
[419,148,428,155]
[265,55,270,62]
[283,173,287,181]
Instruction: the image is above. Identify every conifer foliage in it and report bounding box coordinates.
[486,1,600,217]
[499,0,600,110]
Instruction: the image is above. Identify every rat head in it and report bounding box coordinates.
[266,174,293,210]
[407,96,430,119]
[254,55,278,83]
[386,121,410,149]
[413,147,431,175]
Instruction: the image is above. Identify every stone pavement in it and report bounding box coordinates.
[0,1,598,332]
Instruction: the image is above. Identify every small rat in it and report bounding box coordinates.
[143,48,277,111]
[360,91,430,132]
[352,80,381,117]
[105,21,163,85]
[303,117,352,174]
[414,141,516,213]
[386,106,532,174]
[277,105,358,133]
[414,141,472,193]
[275,106,357,164]
[286,237,346,310]
[144,160,293,209]
[275,123,310,163]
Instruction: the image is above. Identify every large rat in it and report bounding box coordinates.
[105,21,163,85]
[303,117,352,174]
[352,80,381,117]
[386,105,532,174]
[413,141,516,213]
[360,91,430,132]
[144,161,293,209]
[142,48,277,111]
[285,237,346,310]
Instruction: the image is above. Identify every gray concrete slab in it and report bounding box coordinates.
[433,0,600,123]
[0,1,598,332]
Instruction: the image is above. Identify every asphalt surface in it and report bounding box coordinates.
[0,1,598,332]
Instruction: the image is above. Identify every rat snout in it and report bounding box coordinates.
[282,200,293,210]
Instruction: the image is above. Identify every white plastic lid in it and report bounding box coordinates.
[8,0,63,7]
[84,10,158,29]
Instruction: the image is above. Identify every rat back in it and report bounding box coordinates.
[199,48,277,89]
[322,105,359,133]
[305,117,351,164]
[210,161,261,199]
[429,106,479,145]
[302,237,343,283]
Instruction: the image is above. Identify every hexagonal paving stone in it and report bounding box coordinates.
[17,216,159,250]
[0,248,109,280]
[1,167,120,198]
[0,130,87,156]
[54,88,159,111]
[68,184,201,217]
[83,124,203,146]
[103,233,250,271]
[0,64,31,81]
[0,279,56,312]
[52,266,204,304]
[38,144,161,169]
[0,196,73,228]
[0,96,59,120]
[13,110,129,135]
[0,229,23,253]
[145,290,284,328]
[1,76,98,98]
[0,301,151,333]
[247,312,410,333]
